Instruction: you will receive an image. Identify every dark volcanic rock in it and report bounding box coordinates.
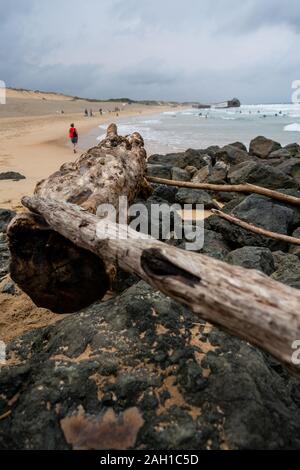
[249,136,281,159]
[175,189,218,209]
[0,172,25,181]
[215,145,250,166]
[276,189,300,230]
[269,149,291,160]
[289,227,300,259]
[191,165,211,183]
[284,143,300,157]
[148,152,187,168]
[226,246,275,275]
[0,278,17,295]
[207,194,293,251]
[148,151,210,170]
[232,195,294,235]
[199,229,230,260]
[0,234,10,281]
[1,281,300,449]
[277,159,300,185]
[271,252,300,289]
[184,149,212,169]
[171,167,191,181]
[208,162,228,184]
[0,209,16,233]
[146,164,172,179]
[228,142,247,152]
[228,161,297,189]
[152,185,178,204]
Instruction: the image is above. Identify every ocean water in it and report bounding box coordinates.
[82,104,300,155]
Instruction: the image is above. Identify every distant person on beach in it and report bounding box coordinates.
[69,123,78,154]
[90,109,93,117]
[84,109,88,117]
[99,108,103,115]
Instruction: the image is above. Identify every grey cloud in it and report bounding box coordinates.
[0,0,300,103]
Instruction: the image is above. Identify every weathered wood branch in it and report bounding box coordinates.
[18,195,300,375]
[147,176,300,207]
[211,209,300,245]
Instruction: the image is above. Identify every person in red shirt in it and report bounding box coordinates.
[69,123,78,153]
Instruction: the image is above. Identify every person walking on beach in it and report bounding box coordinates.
[69,123,78,154]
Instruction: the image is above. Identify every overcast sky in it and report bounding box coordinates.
[1,0,300,103]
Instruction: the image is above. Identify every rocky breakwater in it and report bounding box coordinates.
[2,136,300,449]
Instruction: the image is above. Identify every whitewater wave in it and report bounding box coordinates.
[284,123,300,132]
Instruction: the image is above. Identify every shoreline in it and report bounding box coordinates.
[0,104,181,210]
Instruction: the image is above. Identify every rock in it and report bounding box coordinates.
[0,277,17,295]
[184,149,212,169]
[257,157,287,168]
[0,209,16,233]
[171,167,191,182]
[207,195,293,251]
[2,281,300,449]
[228,142,247,152]
[271,252,300,289]
[276,189,300,230]
[128,196,179,241]
[284,143,300,157]
[0,172,25,181]
[215,145,250,166]
[148,151,211,170]
[175,189,218,209]
[201,146,220,162]
[146,164,172,179]
[0,234,10,282]
[232,195,294,235]
[276,159,300,185]
[227,161,297,189]
[249,136,281,159]
[208,161,228,184]
[213,192,242,204]
[191,166,211,183]
[226,247,275,275]
[152,185,178,204]
[269,149,291,160]
[199,229,230,260]
[148,152,187,169]
[289,227,300,259]
[112,269,139,294]
[185,166,198,176]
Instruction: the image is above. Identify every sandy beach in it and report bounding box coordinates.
[0,89,176,210]
[0,89,179,341]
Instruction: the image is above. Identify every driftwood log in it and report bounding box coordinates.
[17,195,300,376]
[8,124,151,312]
[147,176,300,207]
